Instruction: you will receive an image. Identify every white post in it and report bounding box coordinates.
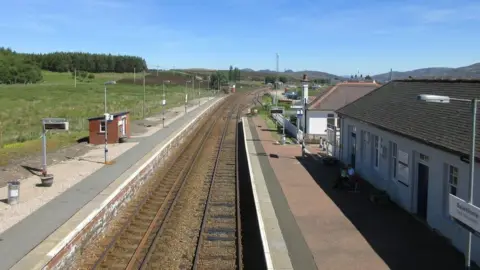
[302,83,308,133]
[143,70,146,119]
[41,126,47,175]
[104,85,108,164]
[465,99,477,270]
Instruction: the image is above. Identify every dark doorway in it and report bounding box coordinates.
[417,163,429,220]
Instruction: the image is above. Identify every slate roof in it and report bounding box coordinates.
[308,82,380,110]
[336,79,480,159]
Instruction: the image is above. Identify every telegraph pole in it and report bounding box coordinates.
[276,53,279,106]
[143,70,146,118]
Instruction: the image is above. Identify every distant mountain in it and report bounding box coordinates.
[182,67,341,81]
[294,70,340,79]
[373,62,480,81]
[241,68,340,79]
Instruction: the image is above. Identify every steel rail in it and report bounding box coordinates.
[136,104,238,270]
[91,98,231,269]
[191,104,240,270]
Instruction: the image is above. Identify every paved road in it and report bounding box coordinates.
[0,98,220,270]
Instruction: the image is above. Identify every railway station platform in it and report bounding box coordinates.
[242,115,470,270]
[0,96,226,270]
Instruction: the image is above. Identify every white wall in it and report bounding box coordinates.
[305,111,336,135]
[339,116,480,265]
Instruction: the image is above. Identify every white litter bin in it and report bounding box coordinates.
[8,180,20,205]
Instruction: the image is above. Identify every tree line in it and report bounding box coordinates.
[209,71,228,90]
[25,52,147,73]
[0,48,43,84]
[264,75,288,84]
[228,65,241,82]
[0,47,148,84]
[264,75,332,85]
[350,74,372,80]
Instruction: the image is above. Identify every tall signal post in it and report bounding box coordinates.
[275,53,279,106]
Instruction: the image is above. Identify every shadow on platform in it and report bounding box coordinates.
[294,154,478,270]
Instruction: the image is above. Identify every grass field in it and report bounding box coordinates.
[0,71,212,165]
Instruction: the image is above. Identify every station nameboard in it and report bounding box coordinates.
[42,118,69,131]
[449,194,480,233]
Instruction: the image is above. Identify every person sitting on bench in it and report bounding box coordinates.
[347,164,355,178]
[347,164,359,192]
[334,165,349,189]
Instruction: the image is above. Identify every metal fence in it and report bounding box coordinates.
[271,113,304,142]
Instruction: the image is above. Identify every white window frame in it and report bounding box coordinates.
[327,113,335,127]
[374,135,380,170]
[392,142,397,179]
[448,165,458,196]
[99,120,106,133]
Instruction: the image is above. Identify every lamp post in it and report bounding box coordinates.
[417,94,477,270]
[185,80,191,115]
[192,76,195,105]
[198,80,202,106]
[301,74,309,157]
[104,80,116,165]
[162,80,170,128]
[207,76,211,100]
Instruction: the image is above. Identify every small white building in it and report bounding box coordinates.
[303,82,379,148]
[336,79,480,265]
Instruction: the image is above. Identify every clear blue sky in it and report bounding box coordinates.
[1,0,480,75]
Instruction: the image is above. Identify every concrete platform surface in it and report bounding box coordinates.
[249,115,472,270]
[0,142,138,234]
[0,96,222,270]
[242,117,317,270]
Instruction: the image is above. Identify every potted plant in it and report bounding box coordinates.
[40,170,54,187]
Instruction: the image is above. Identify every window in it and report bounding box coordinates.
[374,135,379,168]
[100,121,106,133]
[448,165,458,196]
[392,142,397,178]
[420,153,429,162]
[327,117,335,128]
[336,117,342,128]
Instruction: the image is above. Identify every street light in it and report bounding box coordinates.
[301,75,309,157]
[162,80,170,128]
[198,80,203,106]
[104,80,116,165]
[417,94,476,270]
[185,80,191,115]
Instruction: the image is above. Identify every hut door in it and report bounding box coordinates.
[120,117,126,136]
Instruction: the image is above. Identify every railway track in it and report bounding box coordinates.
[87,97,234,269]
[83,93,253,270]
[190,105,241,270]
